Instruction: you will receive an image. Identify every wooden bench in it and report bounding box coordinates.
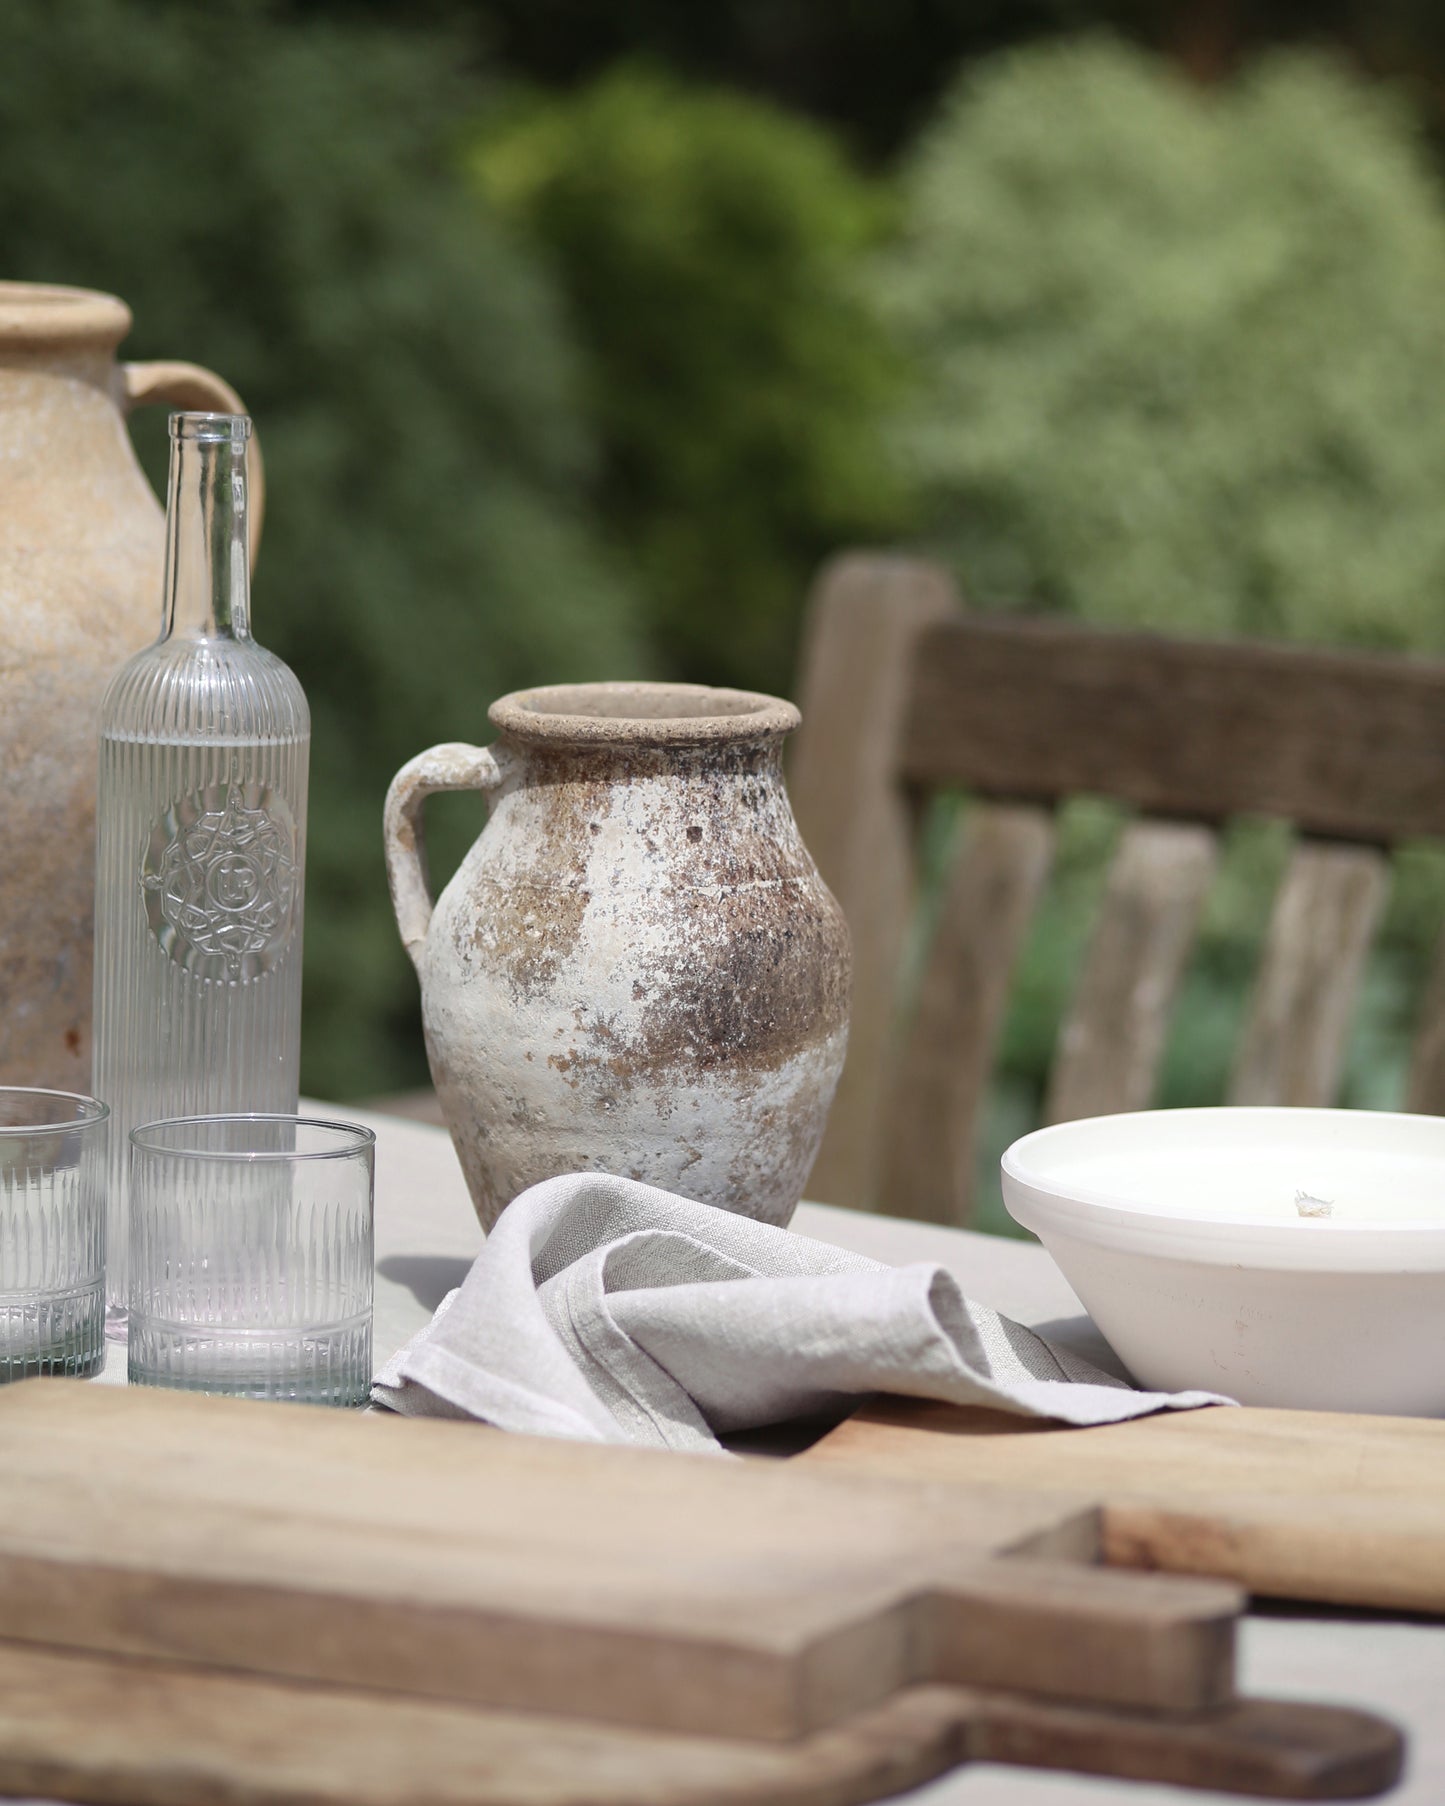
[788,553,1445,1226]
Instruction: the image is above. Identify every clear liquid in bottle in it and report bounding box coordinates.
[93,412,309,1331]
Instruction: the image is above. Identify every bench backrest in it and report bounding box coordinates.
[788,554,1445,1223]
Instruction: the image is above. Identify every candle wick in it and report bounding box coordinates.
[1294,1189,1334,1219]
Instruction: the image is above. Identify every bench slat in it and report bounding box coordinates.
[881,805,1054,1224]
[1406,931,1445,1115]
[1229,843,1389,1107]
[1046,821,1219,1126]
[902,616,1445,843]
[790,554,961,1210]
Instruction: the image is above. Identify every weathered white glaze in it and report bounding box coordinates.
[384,683,850,1230]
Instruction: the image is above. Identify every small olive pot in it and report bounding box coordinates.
[384,682,851,1230]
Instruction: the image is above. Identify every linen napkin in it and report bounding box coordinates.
[372,1172,1230,1451]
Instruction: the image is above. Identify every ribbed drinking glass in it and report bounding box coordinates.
[0,1088,107,1380]
[127,1114,374,1406]
[93,413,309,1332]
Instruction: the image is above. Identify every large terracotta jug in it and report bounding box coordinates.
[0,282,260,1091]
[384,683,851,1230]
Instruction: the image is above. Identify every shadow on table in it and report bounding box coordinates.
[1028,1315,1133,1384]
[377,1253,473,1314]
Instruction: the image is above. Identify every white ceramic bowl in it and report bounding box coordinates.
[1001,1107,1445,1415]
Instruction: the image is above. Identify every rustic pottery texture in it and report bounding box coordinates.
[0,282,258,1091]
[384,683,851,1230]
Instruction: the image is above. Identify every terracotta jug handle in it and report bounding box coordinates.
[120,361,265,564]
[384,743,509,973]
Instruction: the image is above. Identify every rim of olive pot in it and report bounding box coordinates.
[489,682,800,748]
[130,1113,377,1163]
[0,1088,110,1136]
[0,282,132,347]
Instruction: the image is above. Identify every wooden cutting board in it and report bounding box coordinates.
[0,1381,1403,1805]
[802,1399,1445,1613]
[0,1646,1401,1806]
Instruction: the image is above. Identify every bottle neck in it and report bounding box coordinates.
[160,418,251,641]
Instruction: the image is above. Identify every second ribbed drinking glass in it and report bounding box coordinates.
[128,1114,374,1406]
[93,412,309,1332]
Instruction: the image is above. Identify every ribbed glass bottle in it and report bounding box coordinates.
[93,413,309,1329]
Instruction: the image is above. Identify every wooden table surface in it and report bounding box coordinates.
[80,1104,1443,1806]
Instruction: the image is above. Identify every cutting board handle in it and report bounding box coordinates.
[961,1688,1404,1799]
[921,1557,1241,1713]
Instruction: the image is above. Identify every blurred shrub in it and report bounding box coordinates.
[882,39,1445,650]
[0,0,646,1098]
[470,64,911,695]
[880,41,1445,1221]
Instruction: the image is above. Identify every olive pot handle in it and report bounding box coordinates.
[120,360,265,564]
[384,743,510,972]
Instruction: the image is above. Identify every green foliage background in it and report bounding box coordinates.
[882,39,1445,649]
[469,65,909,695]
